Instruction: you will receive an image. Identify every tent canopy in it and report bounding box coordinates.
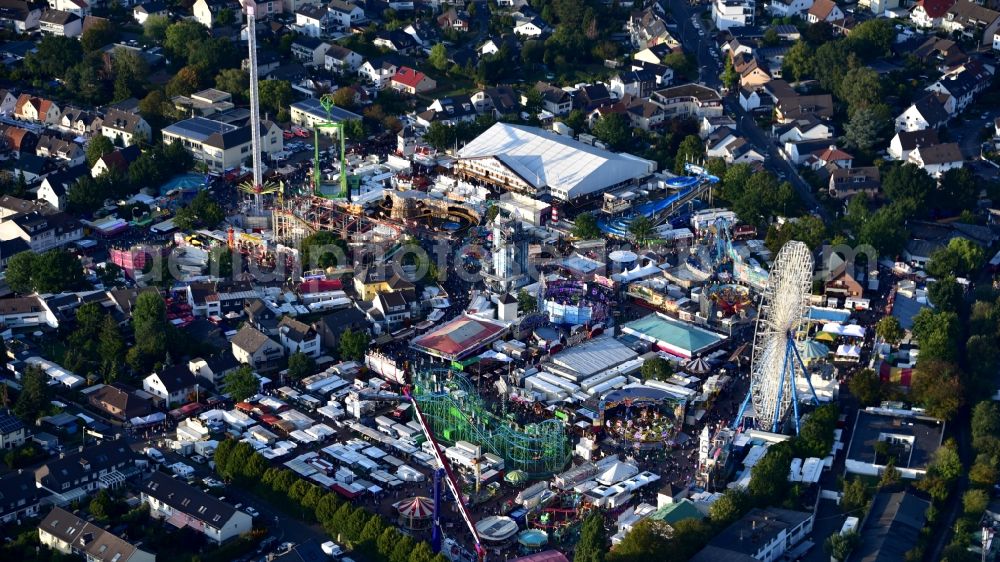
[835,344,861,357]
[684,357,711,375]
[394,496,434,519]
[798,340,829,359]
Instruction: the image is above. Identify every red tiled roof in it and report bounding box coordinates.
[392,66,428,88]
[813,145,853,162]
[917,0,956,18]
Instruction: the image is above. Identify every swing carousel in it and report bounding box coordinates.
[599,387,686,450]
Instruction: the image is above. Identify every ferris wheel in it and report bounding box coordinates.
[734,241,820,434]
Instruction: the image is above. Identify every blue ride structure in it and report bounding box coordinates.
[598,163,720,237]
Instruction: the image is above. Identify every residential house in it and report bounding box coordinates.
[358,58,399,89]
[294,4,330,37]
[925,58,995,115]
[705,126,737,159]
[907,142,963,177]
[0,296,58,329]
[807,0,844,22]
[895,94,950,132]
[912,0,955,28]
[699,114,736,138]
[650,84,724,119]
[630,60,674,88]
[291,36,330,66]
[0,210,82,252]
[528,82,573,116]
[14,95,60,125]
[8,153,46,183]
[142,471,253,544]
[48,0,87,17]
[245,298,279,335]
[768,0,814,17]
[371,291,410,329]
[889,128,940,160]
[35,136,84,166]
[34,439,138,499]
[739,87,771,113]
[706,128,764,164]
[87,385,152,420]
[713,0,754,30]
[91,146,140,178]
[783,138,837,164]
[37,165,87,210]
[132,0,166,24]
[241,0,282,18]
[620,97,666,131]
[0,0,40,31]
[391,66,436,95]
[185,280,260,317]
[0,410,26,449]
[171,88,235,117]
[690,509,813,562]
[313,307,367,353]
[774,116,832,143]
[192,0,235,28]
[774,94,834,123]
[324,44,362,73]
[0,471,42,524]
[162,116,283,172]
[230,324,284,372]
[101,109,150,147]
[628,8,679,49]
[404,20,439,47]
[633,43,674,66]
[282,0,319,12]
[942,0,1000,46]
[373,30,417,54]
[912,36,965,70]
[0,89,18,116]
[437,7,468,31]
[39,506,155,562]
[513,16,547,37]
[860,0,898,15]
[471,86,519,117]
[327,0,363,28]
[0,125,36,154]
[824,260,864,298]
[353,264,415,301]
[809,145,853,170]
[277,316,321,357]
[143,365,199,407]
[829,166,880,199]
[38,9,80,36]
[188,351,239,387]
[575,83,613,112]
[417,95,477,127]
[59,108,102,137]
[734,55,771,88]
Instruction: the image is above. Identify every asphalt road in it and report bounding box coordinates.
[662,0,827,220]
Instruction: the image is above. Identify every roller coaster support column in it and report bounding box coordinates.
[432,468,443,553]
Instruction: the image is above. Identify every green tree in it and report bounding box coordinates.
[883,163,935,209]
[164,20,208,60]
[972,401,1000,455]
[287,352,317,381]
[858,204,909,256]
[215,69,249,102]
[408,542,435,562]
[339,327,370,361]
[174,191,225,230]
[837,67,883,117]
[572,212,602,239]
[911,308,960,364]
[5,252,37,294]
[910,360,963,420]
[89,489,116,521]
[844,105,887,151]
[608,519,671,562]
[796,404,839,458]
[14,365,50,420]
[928,276,963,312]
[143,14,170,42]
[300,230,348,270]
[376,527,399,559]
[428,43,450,71]
[848,19,895,57]
[315,493,342,526]
[98,315,125,380]
[259,79,293,115]
[963,489,989,517]
[841,477,868,514]
[825,531,859,562]
[875,317,903,345]
[129,291,169,372]
[223,365,259,402]
[138,90,169,121]
[927,237,985,278]
[970,454,999,488]
[934,167,979,217]
[517,289,537,314]
[709,488,751,527]
[628,216,654,244]
[389,534,415,562]
[674,134,705,174]
[592,113,630,151]
[166,66,201,97]
[721,56,738,90]
[749,442,794,506]
[575,511,607,562]
[782,41,814,82]
[879,459,902,488]
[849,369,883,407]
[80,19,118,53]
[25,35,82,80]
[86,136,116,167]
[640,357,672,381]
[764,216,826,254]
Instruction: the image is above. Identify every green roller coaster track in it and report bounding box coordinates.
[413,367,572,478]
